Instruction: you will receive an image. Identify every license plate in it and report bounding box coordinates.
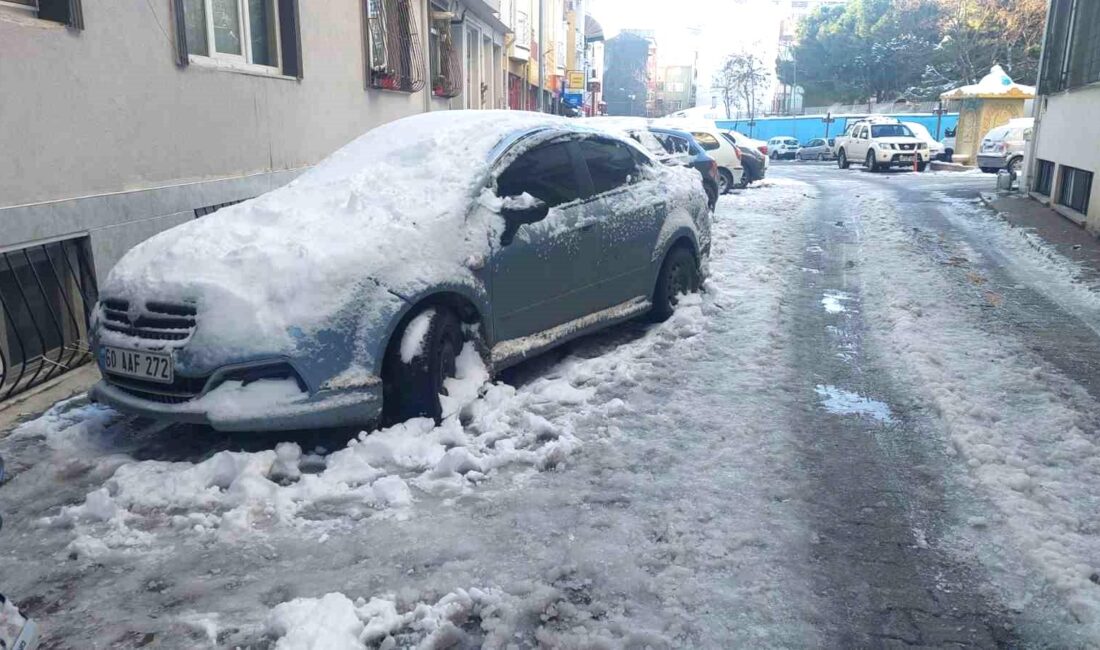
[103,346,173,384]
[899,154,915,161]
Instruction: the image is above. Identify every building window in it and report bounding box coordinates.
[175,0,301,76]
[1058,166,1093,214]
[1040,0,1100,93]
[0,237,98,400]
[428,11,461,98]
[179,0,278,66]
[366,0,426,92]
[3,0,84,28]
[1034,159,1055,196]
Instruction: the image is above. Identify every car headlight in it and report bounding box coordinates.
[917,143,927,150]
[881,143,894,150]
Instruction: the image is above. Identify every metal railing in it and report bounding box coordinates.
[0,237,98,401]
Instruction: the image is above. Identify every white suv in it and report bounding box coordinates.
[835,118,930,172]
[767,137,800,160]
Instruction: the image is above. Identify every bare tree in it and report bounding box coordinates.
[715,52,771,121]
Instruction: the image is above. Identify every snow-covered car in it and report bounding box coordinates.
[835,117,930,172]
[88,112,710,432]
[767,137,800,160]
[902,122,945,161]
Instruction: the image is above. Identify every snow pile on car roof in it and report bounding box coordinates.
[102,111,567,355]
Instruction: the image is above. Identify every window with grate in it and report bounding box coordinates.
[1034,159,1056,196]
[194,198,247,218]
[0,237,98,400]
[366,0,426,92]
[1058,165,1093,214]
[429,13,462,98]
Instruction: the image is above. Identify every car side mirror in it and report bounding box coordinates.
[500,197,549,246]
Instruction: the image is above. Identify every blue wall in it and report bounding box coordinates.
[714,113,960,143]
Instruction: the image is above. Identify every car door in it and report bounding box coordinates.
[849,126,868,159]
[490,139,604,344]
[575,137,667,307]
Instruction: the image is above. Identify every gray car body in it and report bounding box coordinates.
[89,118,710,431]
[796,138,835,160]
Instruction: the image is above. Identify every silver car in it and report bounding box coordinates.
[796,138,835,161]
[89,112,711,431]
[977,118,1033,174]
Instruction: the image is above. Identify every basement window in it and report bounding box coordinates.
[1058,166,1093,215]
[1033,159,1055,196]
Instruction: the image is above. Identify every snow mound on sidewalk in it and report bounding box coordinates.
[265,582,670,650]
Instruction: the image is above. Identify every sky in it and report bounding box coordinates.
[587,0,791,107]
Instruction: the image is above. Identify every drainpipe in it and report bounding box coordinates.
[537,0,544,112]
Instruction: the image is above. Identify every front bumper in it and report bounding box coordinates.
[877,150,929,165]
[90,377,383,432]
[977,154,1008,170]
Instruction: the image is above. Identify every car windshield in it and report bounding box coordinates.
[871,124,914,138]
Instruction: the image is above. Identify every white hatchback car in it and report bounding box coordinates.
[655,121,744,195]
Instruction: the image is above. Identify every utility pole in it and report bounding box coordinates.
[537,0,545,112]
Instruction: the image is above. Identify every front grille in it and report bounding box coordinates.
[105,373,208,404]
[900,143,915,151]
[101,299,196,343]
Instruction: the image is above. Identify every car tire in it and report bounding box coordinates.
[718,168,734,194]
[818,153,827,162]
[980,167,997,174]
[917,161,928,172]
[383,306,464,424]
[770,150,778,161]
[866,150,879,172]
[704,180,718,211]
[1008,157,1023,175]
[649,245,700,323]
[838,149,850,169]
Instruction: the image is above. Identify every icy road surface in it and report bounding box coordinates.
[3,163,1100,648]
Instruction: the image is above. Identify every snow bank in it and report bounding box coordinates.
[853,192,1100,634]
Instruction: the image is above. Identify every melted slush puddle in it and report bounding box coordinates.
[814,384,895,423]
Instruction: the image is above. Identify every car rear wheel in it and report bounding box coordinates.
[818,153,827,162]
[649,246,700,323]
[1008,157,1023,174]
[866,150,879,172]
[718,168,734,194]
[980,167,997,174]
[383,306,463,424]
[838,149,850,169]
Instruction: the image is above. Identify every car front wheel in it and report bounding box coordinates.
[866,150,879,172]
[649,246,700,322]
[384,306,463,424]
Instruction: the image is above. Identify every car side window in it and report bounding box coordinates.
[578,139,639,196]
[497,141,582,208]
[692,132,721,151]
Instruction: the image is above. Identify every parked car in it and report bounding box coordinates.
[796,138,835,161]
[726,137,767,186]
[941,126,957,161]
[722,129,770,157]
[834,117,930,172]
[654,121,744,195]
[977,118,1033,174]
[583,117,720,210]
[89,112,711,431]
[768,137,800,160]
[901,122,946,161]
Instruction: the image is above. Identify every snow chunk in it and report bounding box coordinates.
[267,593,363,650]
[399,309,435,364]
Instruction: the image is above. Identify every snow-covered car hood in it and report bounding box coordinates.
[101,111,570,359]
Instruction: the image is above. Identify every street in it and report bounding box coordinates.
[2,164,1100,648]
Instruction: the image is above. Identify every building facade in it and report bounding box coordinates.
[602,31,652,117]
[656,65,697,116]
[1028,0,1100,234]
[0,0,509,399]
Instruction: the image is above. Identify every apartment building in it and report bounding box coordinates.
[0,0,507,399]
[1028,0,1100,234]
